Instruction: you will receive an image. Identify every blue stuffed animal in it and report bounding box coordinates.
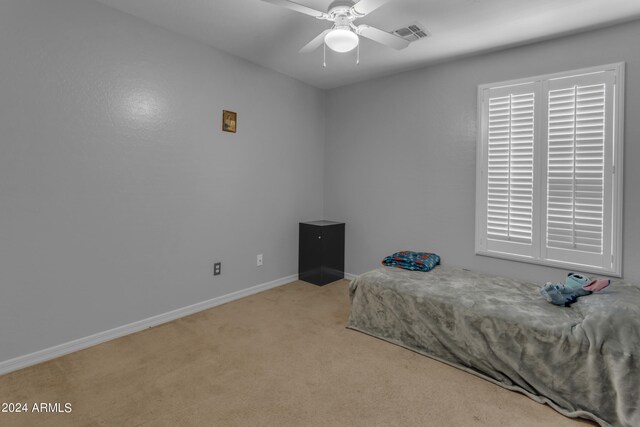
[540,273,591,306]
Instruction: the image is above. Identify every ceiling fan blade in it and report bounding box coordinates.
[299,29,331,53]
[351,0,391,16]
[357,25,410,50]
[262,0,326,18]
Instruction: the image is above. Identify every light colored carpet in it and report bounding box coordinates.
[0,279,594,427]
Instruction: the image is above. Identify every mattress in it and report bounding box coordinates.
[347,265,640,427]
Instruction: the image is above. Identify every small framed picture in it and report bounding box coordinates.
[222,110,237,133]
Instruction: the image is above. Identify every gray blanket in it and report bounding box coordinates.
[347,266,640,427]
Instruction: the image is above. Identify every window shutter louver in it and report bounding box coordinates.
[481,83,537,258]
[546,84,605,253]
[542,71,616,270]
[487,93,535,244]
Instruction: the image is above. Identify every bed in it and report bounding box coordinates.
[347,265,640,427]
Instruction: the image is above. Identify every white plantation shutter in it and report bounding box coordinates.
[487,92,535,244]
[480,83,537,258]
[477,64,623,275]
[542,71,616,270]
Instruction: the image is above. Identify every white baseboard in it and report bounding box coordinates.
[344,272,358,280]
[0,274,297,376]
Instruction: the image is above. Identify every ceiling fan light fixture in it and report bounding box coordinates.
[324,28,359,52]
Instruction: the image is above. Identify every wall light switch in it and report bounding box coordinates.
[257,254,263,266]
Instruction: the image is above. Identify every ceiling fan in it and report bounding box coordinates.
[262,0,409,62]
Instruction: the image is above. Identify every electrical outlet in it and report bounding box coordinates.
[213,262,221,276]
[257,254,263,266]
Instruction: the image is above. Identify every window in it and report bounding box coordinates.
[476,63,624,276]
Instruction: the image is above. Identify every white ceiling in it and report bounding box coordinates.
[94,0,640,89]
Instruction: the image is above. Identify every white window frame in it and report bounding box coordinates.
[475,63,624,276]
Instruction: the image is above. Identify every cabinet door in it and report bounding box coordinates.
[321,224,345,284]
[299,224,322,284]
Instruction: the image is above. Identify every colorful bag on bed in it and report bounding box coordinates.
[382,251,440,272]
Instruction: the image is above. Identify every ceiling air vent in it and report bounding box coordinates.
[393,22,429,42]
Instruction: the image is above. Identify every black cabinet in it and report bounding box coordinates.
[299,221,345,286]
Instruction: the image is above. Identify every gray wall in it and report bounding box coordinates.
[0,0,325,362]
[325,20,640,283]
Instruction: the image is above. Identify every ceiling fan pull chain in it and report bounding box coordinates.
[356,42,360,65]
[323,42,327,68]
